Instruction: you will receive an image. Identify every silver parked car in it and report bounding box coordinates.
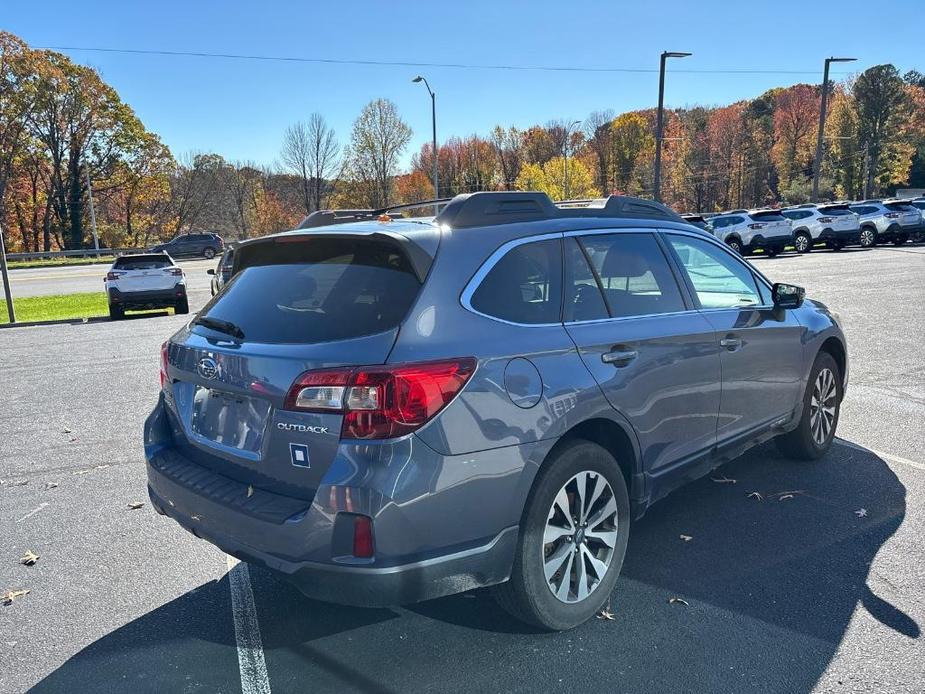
[781,203,861,253]
[707,209,793,256]
[904,199,925,242]
[146,192,847,631]
[848,200,924,247]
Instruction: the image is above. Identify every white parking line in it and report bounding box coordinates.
[226,554,272,694]
[835,438,925,471]
[16,502,49,522]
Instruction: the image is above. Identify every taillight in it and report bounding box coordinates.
[885,212,900,219]
[168,267,183,276]
[106,271,124,281]
[818,217,833,223]
[159,342,169,389]
[284,358,477,439]
[747,223,764,230]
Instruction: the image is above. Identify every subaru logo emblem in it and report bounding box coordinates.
[197,357,220,380]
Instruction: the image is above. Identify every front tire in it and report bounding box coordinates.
[492,440,630,631]
[726,238,743,254]
[776,351,842,460]
[793,232,812,254]
[203,247,216,260]
[859,227,876,248]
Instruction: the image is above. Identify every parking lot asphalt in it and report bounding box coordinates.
[6,258,216,299]
[1,245,923,694]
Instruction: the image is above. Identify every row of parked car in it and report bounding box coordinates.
[681,197,925,255]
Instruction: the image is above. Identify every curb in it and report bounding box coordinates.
[0,316,111,329]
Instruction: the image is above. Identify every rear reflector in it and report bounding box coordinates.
[159,342,169,389]
[353,515,374,558]
[284,358,477,439]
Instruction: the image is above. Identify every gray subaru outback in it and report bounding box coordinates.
[145,192,848,631]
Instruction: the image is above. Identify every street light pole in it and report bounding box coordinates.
[412,76,438,214]
[85,165,100,255]
[653,51,692,203]
[563,119,581,200]
[0,221,15,323]
[811,56,856,202]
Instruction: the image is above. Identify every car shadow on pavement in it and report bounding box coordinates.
[30,441,912,694]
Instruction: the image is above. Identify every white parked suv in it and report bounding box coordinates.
[848,200,924,247]
[781,203,861,253]
[707,209,793,256]
[104,253,189,320]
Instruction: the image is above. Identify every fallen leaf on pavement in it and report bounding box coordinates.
[1,589,30,606]
[855,508,868,518]
[19,551,39,567]
[127,501,145,510]
[679,534,693,542]
[597,598,616,620]
[668,597,690,606]
[247,485,254,498]
[711,475,736,484]
[74,464,110,476]
[43,482,58,490]
[747,491,763,500]
[63,427,72,434]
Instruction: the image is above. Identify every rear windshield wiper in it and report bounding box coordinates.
[193,315,245,339]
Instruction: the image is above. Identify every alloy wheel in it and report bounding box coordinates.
[795,234,810,252]
[859,228,875,247]
[543,471,618,604]
[810,367,837,446]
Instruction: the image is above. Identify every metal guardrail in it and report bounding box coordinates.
[7,247,144,261]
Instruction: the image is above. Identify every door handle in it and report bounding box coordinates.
[720,336,742,350]
[602,349,638,366]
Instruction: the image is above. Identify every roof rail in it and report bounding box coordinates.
[435,191,684,228]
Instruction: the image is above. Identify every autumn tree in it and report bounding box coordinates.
[611,113,653,195]
[853,65,911,197]
[772,84,820,192]
[346,99,412,208]
[514,156,595,200]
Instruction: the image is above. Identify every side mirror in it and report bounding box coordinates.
[207,268,215,275]
[772,282,804,309]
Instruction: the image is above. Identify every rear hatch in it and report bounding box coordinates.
[111,255,179,292]
[817,204,859,231]
[163,233,429,501]
[884,202,922,227]
[748,211,791,239]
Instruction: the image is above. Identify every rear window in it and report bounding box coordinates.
[114,255,173,270]
[850,206,875,215]
[884,202,913,211]
[749,211,787,222]
[818,205,853,216]
[198,238,421,343]
[782,210,810,220]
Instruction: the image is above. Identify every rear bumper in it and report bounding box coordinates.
[143,398,527,606]
[109,285,186,308]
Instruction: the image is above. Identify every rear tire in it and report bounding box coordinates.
[776,351,841,461]
[793,232,812,254]
[859,227,876,248]
[492,440,630,631]
[203,247,216,259]
[109,303,124,321]
[175,297,190,315]
[892,234,908,246]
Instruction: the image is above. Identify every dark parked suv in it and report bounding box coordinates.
[150,232,224,259]
[145,192,848,630]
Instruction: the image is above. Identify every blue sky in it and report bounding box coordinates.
[6,0,921,170]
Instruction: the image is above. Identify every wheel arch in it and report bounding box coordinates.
[818,336,846,383]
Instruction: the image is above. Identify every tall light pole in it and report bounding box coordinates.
[412,76,438,213]
[0,222,15,323]
[563,119,581,199]
[653,51,691,203]
[85,165,100,254]
[811,56,856,202]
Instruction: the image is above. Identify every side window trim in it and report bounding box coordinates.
[460,231,565,328]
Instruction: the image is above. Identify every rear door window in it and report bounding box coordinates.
[749,211,787,222]
[577,233,686,319]
[198,238,421,343]
[470,238,562,324]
